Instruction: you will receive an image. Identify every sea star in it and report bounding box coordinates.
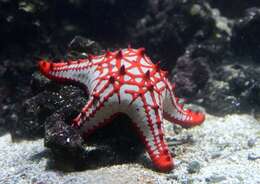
[39,47,205,172]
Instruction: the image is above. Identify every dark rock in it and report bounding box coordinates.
[6,84,86,139]
[0,57,35,105]
[44,109,87,170]
[68,36,103,57]
[0,0,146,59]
[203,80,241,115]
[172,55,210,98]
[0,0,51,57]
[132,0,216,70]
[0,37,103,139]
[45,107,143,170]
[186,37,231,67]
[187,160,201,174]
[131,1,232,104]
[30,72,51,94]
[203,64,260,115]
[208,0,260,18]
[231,8,260,61]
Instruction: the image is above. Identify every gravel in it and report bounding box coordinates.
[0,114,260,184]
[187,161,201,174]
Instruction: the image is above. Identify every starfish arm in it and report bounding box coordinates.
[129,93,173,172]
[72,96,96,127]
[76,85,119,138]
[163,82,205,128]
[38,59,93,89]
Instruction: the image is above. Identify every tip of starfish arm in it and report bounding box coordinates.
[164,110,205,128]
[194,112,206,123]
[153,153,174,172]
[182,111,205,128]
[189,111,205,124]
[38,60,51,75]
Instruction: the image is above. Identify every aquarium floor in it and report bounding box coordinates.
[0,114,260,184]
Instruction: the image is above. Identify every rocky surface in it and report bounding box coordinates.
[231,7,260,61]
[208,0,260,18]
[0,114,260,184]
[131,0,226,70]
[203,64,260,115]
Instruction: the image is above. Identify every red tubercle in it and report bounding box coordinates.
[145,70,150,79]
[109,76,115,84]
[105,50,112,57]
[137,47,146,56]
[154,61,161,71]
[88,54,96,61]
[119,65,126,75]
[92,92,100,100]
[116,50,123,59]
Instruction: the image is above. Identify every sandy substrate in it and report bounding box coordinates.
[0,114,260,184]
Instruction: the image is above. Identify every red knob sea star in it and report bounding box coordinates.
[39,47,205,172]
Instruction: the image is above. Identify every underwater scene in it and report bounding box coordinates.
[0,0,260,183]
